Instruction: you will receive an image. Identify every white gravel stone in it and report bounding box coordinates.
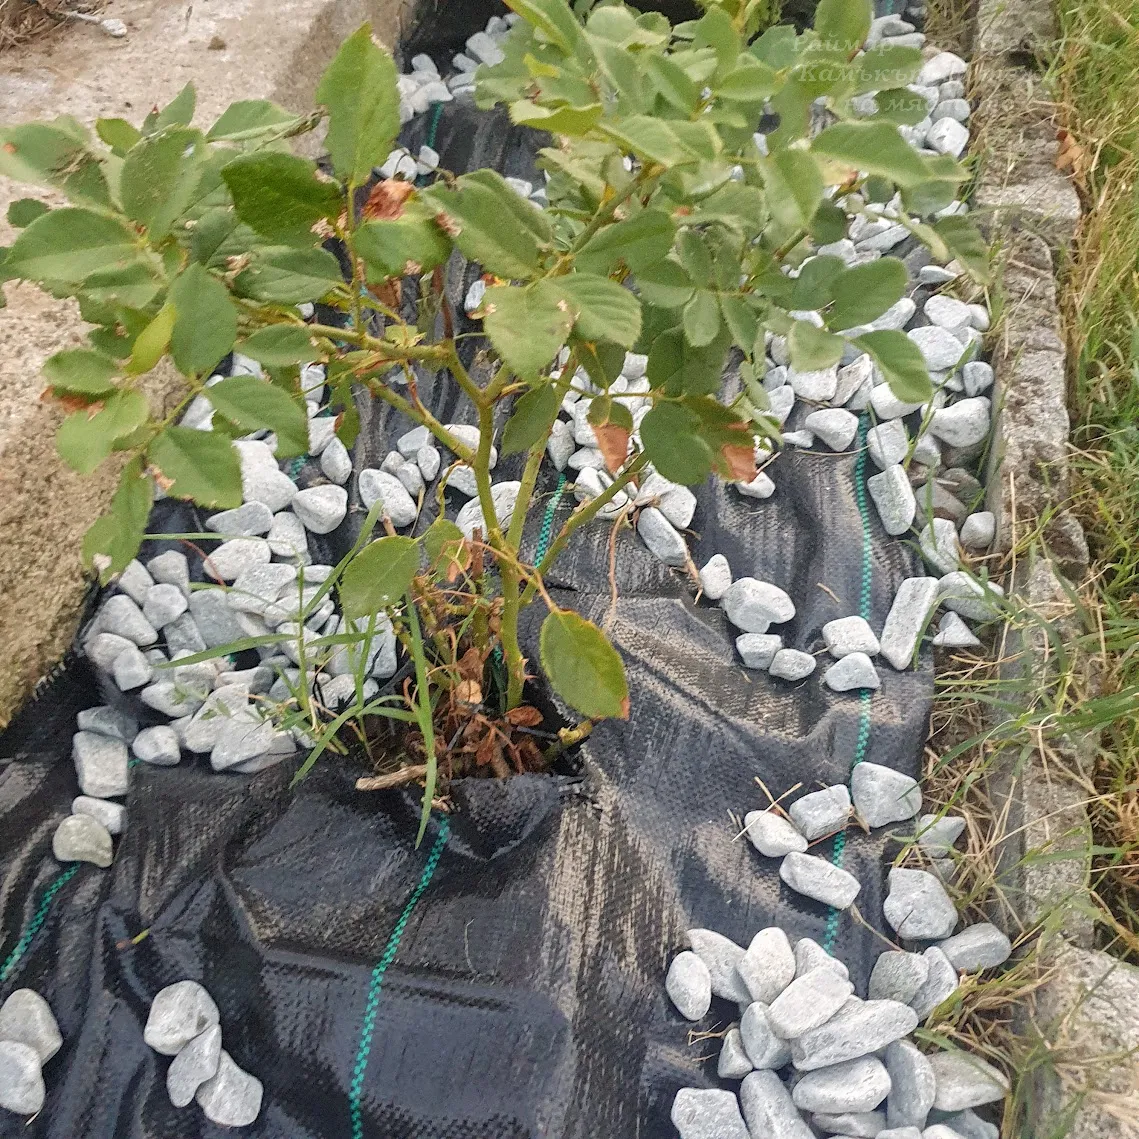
[112,644,153,691]
[144,981,220,1056]
[0,991,61,1063]
[919,51,968,85]
[211,709,276,771]
[229,563,297,618]
[812,1111,885,1136]
[117,559,155,604]
[359,469,418,527]
[571,401,598,447]
[886,1038,937,1129]
[666,952,712,1020]
[292,485,348,534]
[930,398,991,448]
[147,550,191,597]
[767,967,854,1039]
[187,589,244,648]
[182,686,251,753]
[835,355,875,407]
[961,361,993,396]
[933,98,971,123]
[869,951,931,1004]
[77,705,136,741]
[546,421,575,471]
[307,415,337,456]
[131,725,181,766]
[795,938,849,980]
[792,1055,892,1113]
[769,649,817,681]
[266,511,310,562]
[85,631,133,672]
[919,265,960,285]
[97,594,159,646]
[168,1025,222,1108]
[914,814,967,857]
[791,999,919,1070]
[824,652,880,692]
[938,1110,999,1139]
[737,471,776,499]
[936,923,1012,971]
[73,731,128,798]
[928,1051,1009,1111]
[867,421,910,470]
[911,432,942,468]
[196,1050,264,1127]
[396,426,431,458]
[737,928,796,1004]
[236,440,296,512]
[924,295,972,331]
[740,1070,815,1139]
[822,616,880,658]
[871,383,926,420]
[699,554,732,600]
[884,868,959,940]
[744,811,808,858]
[416,444,441,482]
[909,326,966,372]
[637,506,689,567]
[206,502,273,537]
[739,1002,792,1069]
[718,1027,754,1079]
[789,366,838,401]
[687,929,750,1002]
[910,947,960,1019]
[938,572,1004,620]
[0,1041,44,1115]
[851,761,922,827]
[71,795,125,836]
[142,583,188,629]
[767,385,795,425]
[321,437,352,484]
[804,409,859,451]
[670,1088,749,1139]
[927,117,970,157]
[780,853,861,909]
[880,577,940,670]
[919,518,960,574]
[959,512,995,550]
[721,578,794,630]
[789,784,851,840]
[455,481,522,540]
[206,538,271,582]
[737,633,782,669]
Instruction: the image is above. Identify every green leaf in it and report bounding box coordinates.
[0,121,110,207]
[539,609,629,720]
[815,0,871,55]
[120,127,208,239]
[644,53,699,112]
[316,24,400,187]
[502,384,561,455]
[855,329,932,403]
[634,259,693,308]
[683,290,721,347]
[717,57,778,102]
[124,303,175,375]
[7,198,48,228]
[934,215,991,284]
[148,426,243,507]
[223,152,342,243]
[206,99,301,141]
[483,281,574,376]
[5,208,140,285]
[826,257,907,330]
[575,208,674,274]
[57,389,149,474]
[596,116,691,166]
[234,246,344,303]
[95,117,141,155]
[151,83,196,131]
[788,320,844,370]
[762,149,823,230]
[676,228,713,286]
[462,169,554,245]
[356,207,454,281]
[719,294,758,352]
[423,516,468,578]
[190,208,238,265]
[341,535,421,617]
[647,323,731,396]
[693,4,739,79]
[169,263,238,375]
[750,24,799,69]
[557,275,642,347]
[639,400,713,483]
[509,100,604,134]
[503,0,585,55]
[791,255,845,311]
[82,456,154,583]
[238,325,319,366]
[870,88,930,126]
[79,261,162,308]
[43,348,118,395]
[850,44,922,94]
[812,121,931,188]
[206,375,309,457]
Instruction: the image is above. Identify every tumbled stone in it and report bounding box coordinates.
[930,612,981,650]
[924,1125,969,1139]
[909,326,965,372]
[206,538,272,583]
[936,924,1012,971]
[870,384,925,421]
[767,385,795,425]
[320,436,352,484]
[687,929,750,1002]
[740,1070,814,1139]
[824,652,880,692]
[910,947,960,1019]
[789,785,851,840]
[791,1055,892,1114]
[792,998,919,1070]
[73,731,129,798]
[84,631,134,672]
[929,1051,1009,1111]
[822,616,880,659]
[869,951,930,1005]
[878,1128,922,1139]
[737,470,776,499]
[455,481,523,540]
[805,408,859,451]
[53,813,114,867]
[880,577,940,670]
[937,572,1004,620]
[739,1001,791,1069]
[937,1109,999,1139]
[206,502,273,537]
[699,554,732,600]
[924,295,971,332]
[236,440,296,512]
[767,968,854,1039]
[851,761,921,828]
[292,485,348,534]
[959,512,995,550]
[930,398,991,449]
[637,507,688,567]
[927,117,969,158]
[0,990,62,1062]
[794,938,849,980]
[811,1110,885,1137]
[914,814,967,857]
[737,633,782,669]
[196,1050,264,1127]
[0,1041,44,1115]
[789,366,838,401]
[718,1026,754,1079]
[112,643,153,691]
[744,811,808,858]
[884,868,958,940]
[919,518,959,574]
[885,1038,936,1128]
[132,724,181,766]
[71,795,125,836]
[721,578,794,631]
[781,853,861,909]
[147,550,191,596]
[97,594,159,647]
[737,927,796,1003]
[769,649,817,681]
[76,705,137,742]
[359,468,418,527]
[919,51,968,85]
[116,558,154,604]
[211,710,276,772]
[144,981,220,1056]
[961,361,993,396]
[163,613,207,654]
[670,1088,749,1139]
[869,465,917,536]
[167,1024,222,1108]
[188,589,245,648]
[142,583,188,629]
[666,951,712,1021]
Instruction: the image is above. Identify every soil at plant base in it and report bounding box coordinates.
[0,0,412,728]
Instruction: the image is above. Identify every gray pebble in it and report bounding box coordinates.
[910,947,960,1019]
[835,354,875,405]
[824,653,880,692]
[293,485,348,534]
[737,633,782,669]
[77,704,137,742]
[927,117,969,158]
[73,731,128,798]
[932,98,970,123]
[455,481,522,540]
[397,425,431,457]
[959,512,995,550]
[97,594,158,646]
[880,578,940,670]
[924,1125,969,1139]
[211,710,276,772]
[788,365,838,402]
[851,761,922,828]
[868,466,917,536]
[919,266,960,285]
[163,613,207,654]
[666,950,713,1020]
[687,929,750,1002]
[879,1129,923,1139]
[782,430,814,448]
[53,813,114,867]
[167,1024,222,1108]
[718,1027,754,1079]
[182,685,251,753]
[637,507,688,567]
[928,1051,1009,1111]
[869,951,930,1004]
[739,1002,791,1069]
[206,502,273,537]
[938,573,1004,620]
[737,471,776,499]
[924,295,971,331]
[196,1049,263,1127]
[919,518,959,574]
[699,554,732,600]
[206,537,271,582]
[737,928,796,1003]
[789,784,851,840]
[780,853,861,909]
[0,990,62,1062]
[72,795,125,836]
[930,398,990,449]
[794,938,849,980]
[740,1070,814,1139]
[307,414,337,456]
[359,468,418,527]
[886,1038,937,1129]
[142,583,188,628]
[908,326,965,372]
[546,421,575,471]
[132,724,181,766]
[744,811,808,858]
[721,578,794,631]
[940,80,966,98]
[266,511,310,562]
[791,998,919,1070]
[767,967,854,1039]
[936,924,1012,971]
[885,868,958,940]
[769,649,817,681]
[236,440,296,512]
[670,1087,749,1139]
[147,550,191,596]
[229,563,298,617]
[811,1110,884,1136]
[144,981,219,1056]
[936,1109,999,1139]
[791,1055,892,1113]
[112,643,153,691]
[117,559,155,604]
[188,589,245,648]
[804,409,859,451]
[0,1041,44,1115]
[822,617,879,659]
[416,444,441,482]
[870,384,925,421]
[141,678,206,718]
[914,815,966,857]
[84,631,134,672]
[961,361,993,396]
[321,437,352,484]
[767,385,794,424]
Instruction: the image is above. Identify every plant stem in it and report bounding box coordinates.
[362,376,476,464]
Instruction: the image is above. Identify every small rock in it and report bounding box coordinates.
[147,550,191,597]
[112,643,153,691]
[910,947,960,1019]
[886,1038,937,1128]
[868,421,910,469]
[870,383,925,421]
[699,554,732,600]
[455,481,522,540]
[868,465,917,537]
[359,468,418,527]
[206,502,273,537]
[791,998,919,1070]
[737,470,776,499]
[737,633,782,669]
[97,594,158,646]
[139,678,205,717]
[71,795,125,836]
[782,430,814,449]
[788,366,838,401]
[307,415,337,455]
[0,1041,44,1115]
[914,814,967,857]
[878,1127,922,1139]
[938,572,1004,620]
[397,425,431,457]
[804,408,859,451]
[321,437,352,484]
[822,616,880,659]
[739,1002,792,1069]
[791,1055,892,1113]
[229,563,298,618]
[196,1050,264,1127]
[266,511,310,562]
[811,1111,885,1137]
[794,939,849,980]
[936,924,1012,971]
[930,612,982,649]
[206,538,271,582]
[117,559,155,604]
[924,1125,969,1139]
[666,951,712,1021]
[870,951,931,1005]
[132,724,181,766]
[885,868,959,940]
[851,761,922,827]
[909,326,966,372]
[933,98,971,123]
[789,784,851,840]
[718,1026,754,1079]
[142,583,189,629]
[637,507,688,567]
[880,577,940,670]
[737,927,796,1004]
[236,441,296,512]
[767,385,795,425]
[919,518,960,574]
[670,1088,749,1139]
[211,710,276,772]
[0,990,62,1062]
[767,967,854,1039]
[930,398,991,449]
[167,1024,222,1108]
[919,265,960,286]
[739,1070,815,1139]
[961,361,993,396]
[769,649,817,681]
[937,1109,1000,1139]
[182,685,252,753]
[924,295,971,331]
[927,118,969,158]
[824,653,880,692]
[144,981,220,1056]
[72,731,129,798]
[292,485,348,534]
[84,631,134,672]
[53,814,113,867]
[959,512,995,550]
[919,51,968,85]
[781,852,861,909]
[928,1051,1009,1111]
[721,578,794,631]
[416,444,441,482]
[687,929,750,1002]
[744,811,808,858]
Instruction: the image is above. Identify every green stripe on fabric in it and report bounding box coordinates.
[0,866,80,982]
[348,818,449,1139]
[535,474,567,565]
[823,417,875,953]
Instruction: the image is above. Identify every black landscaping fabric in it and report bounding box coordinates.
[0,45,931,1139]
